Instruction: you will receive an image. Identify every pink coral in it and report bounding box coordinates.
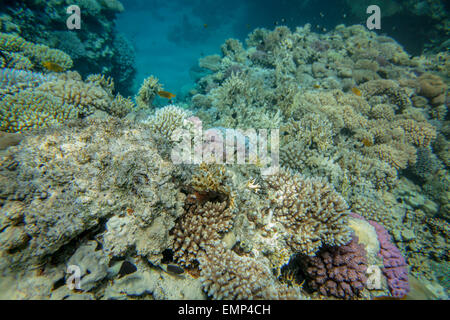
[299,235,368,299]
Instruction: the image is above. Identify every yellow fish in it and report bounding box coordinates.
[158,91,176,99]
[352,87,362,96]
[361,137,373,147]
[42,61,64,72]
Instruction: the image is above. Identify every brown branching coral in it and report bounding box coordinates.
[360,79,412,111]
[198,243,304,300]
[263,168,352,256]
[395,119,437,148]
[365,143,417,170]
[171,163,236,268]
[172,201,234,268]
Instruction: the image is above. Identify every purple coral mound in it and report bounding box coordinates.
[350,213,410,298]
[300,235,368,299]
[368,219,410,298]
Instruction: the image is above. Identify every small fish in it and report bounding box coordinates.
[166,264,184,275]
[313,84,321,89]
[42,61,64,72]
[361,137,373,147]
[158,90,176,99]
[203,23,208,28]
[352,87,362,96]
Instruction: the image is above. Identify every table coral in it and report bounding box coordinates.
[0,32,73,71]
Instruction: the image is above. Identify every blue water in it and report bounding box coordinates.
[116,0,353,98]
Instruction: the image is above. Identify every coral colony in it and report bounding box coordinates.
[0,0,448,300]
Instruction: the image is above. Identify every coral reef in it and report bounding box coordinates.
[0,32,73,71]
[298,235,368,299]
[0,14,448,300]
[198,242,303,300]
[0,118,185,272]
[351,213,410,298]
[1,0,136,96]
[0,69,138,132]
[262,168,352,256]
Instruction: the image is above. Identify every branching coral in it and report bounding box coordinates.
[263,168,352,256]
[0,88,80,132]
[172,201,234,267]
[0,32,73,71]
[0,69,131,132]
[144,105,192,142]
[298,235,368,299]
[198,243,303,300]
[135,75,163,110]
[395,119,437,148]
[36,77,113,113]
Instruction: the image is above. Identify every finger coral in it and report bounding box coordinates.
[172,201,234,267]
[198,242,304,300]
[263,168,352,256]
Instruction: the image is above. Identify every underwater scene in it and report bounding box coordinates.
[0,0,448,301]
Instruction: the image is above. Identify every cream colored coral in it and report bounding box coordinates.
[395,119,436,148]
[135,75,163,110]
[36,78,112,114]
[0,32,72,71]
[0,89,79,132]
[263,168,352,256]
